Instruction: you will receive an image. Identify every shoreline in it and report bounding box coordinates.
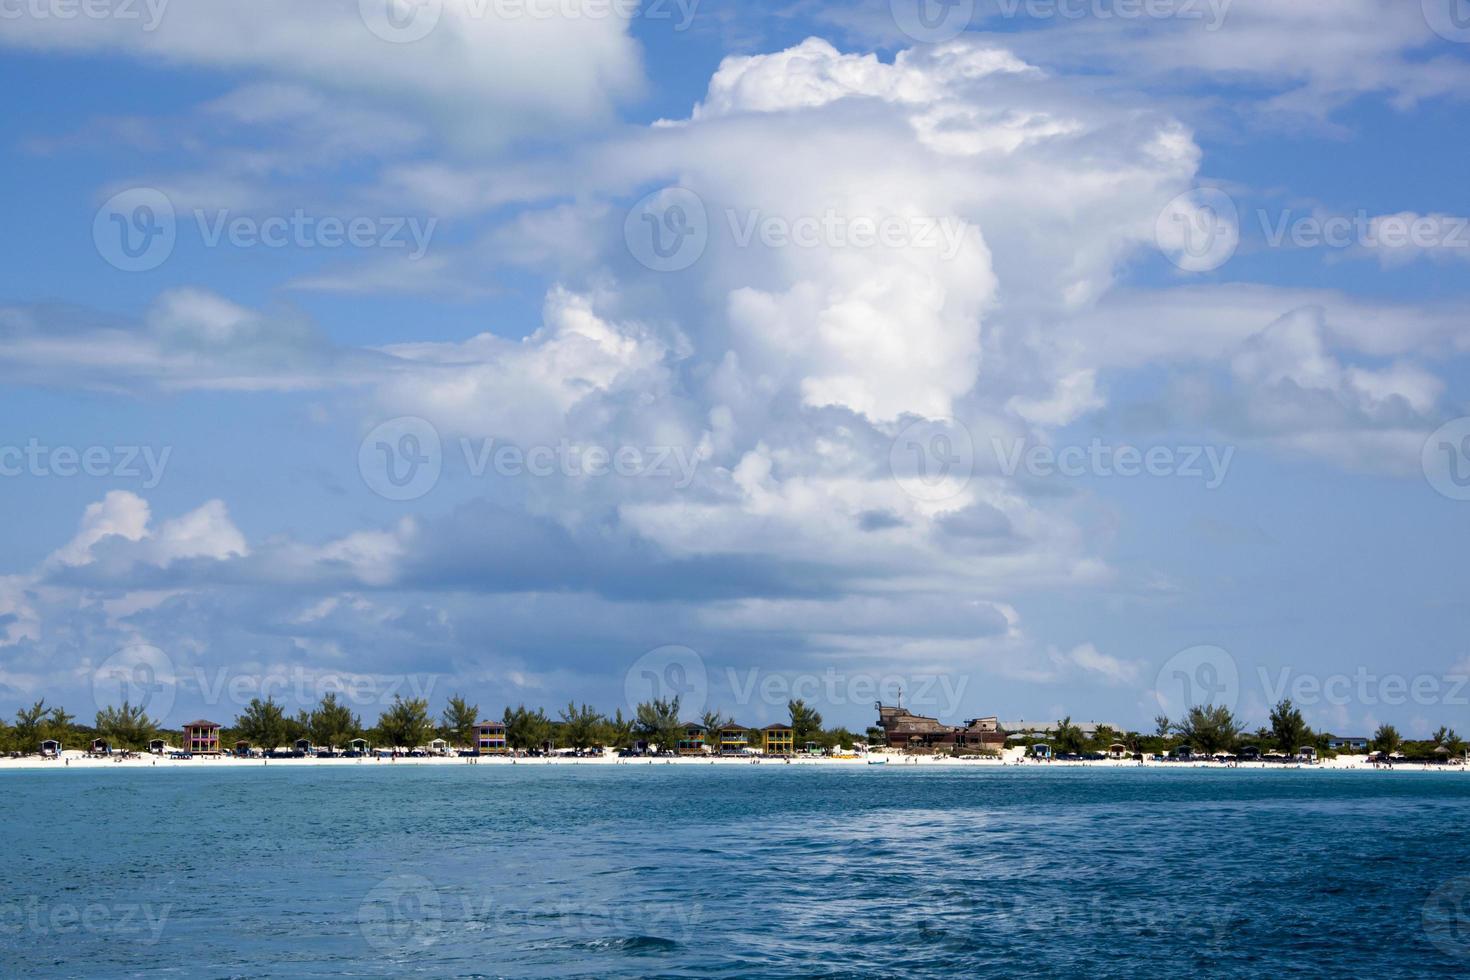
[1,751,1462,774]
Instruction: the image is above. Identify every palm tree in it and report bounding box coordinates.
[788,699,823,749]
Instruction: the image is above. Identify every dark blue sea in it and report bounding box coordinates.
[4,765,1470,978]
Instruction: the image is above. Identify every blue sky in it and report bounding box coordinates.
[1,0,1468,738]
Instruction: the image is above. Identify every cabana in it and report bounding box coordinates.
[39,738,61,757]
[294,738,313,755]
[717,724,751,754]
[183,720,222,755]
[1107,743,1127,759]
[1239,746,1261,761]
[1030,743,1053,759]
[148,738,168,754]
[90,737,110,755]
[1297,746,1317,762]
[346,737,370,756]
[428,738,449,755]
[676,723,707,755]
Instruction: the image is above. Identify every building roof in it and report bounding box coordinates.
[764,723,793,732]
[472,722,507,730]
[183,719,222,729]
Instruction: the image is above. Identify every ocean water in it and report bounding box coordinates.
[3,765,1469,978]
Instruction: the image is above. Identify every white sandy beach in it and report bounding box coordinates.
[1,749,1462,773]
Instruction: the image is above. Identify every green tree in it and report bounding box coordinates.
[559,702,605,751]
[599,708,634,750]
[1268,699,1312,755]
[865,726,888,747]
[234,697,288,750]
[788,699,824,748]
[441,694,479,748]
[15,699,49,750]
[1153,714,1172,738]
[284,710,309,745]
[377,696,435,749]
[308,693,361,749]
[634,697,684,754]
[94,702,159,749]
[503,705,555,751]
[700,709,732,752]
[1372,723,1402,755]
[1053,717,1086,755]
[1172,705,1243,754]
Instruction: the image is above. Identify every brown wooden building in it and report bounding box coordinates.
[874,703,1007,753]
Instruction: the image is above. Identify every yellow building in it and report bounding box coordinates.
[763,724,794,756]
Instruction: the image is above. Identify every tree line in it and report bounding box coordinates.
[0,694,858,754]
[1030,701,1463,760]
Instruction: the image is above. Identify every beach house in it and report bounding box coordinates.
[677,723,707,754]
[717,724,751,754]
[472,721,508,754]
[763,723,794,756]
[90,737,110,755]
[148,738,168,754]
[1325,735,1369,751]
[39,738,60,757]
[184,719,223,755]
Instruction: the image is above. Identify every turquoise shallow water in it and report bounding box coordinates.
[3,765,1470,978]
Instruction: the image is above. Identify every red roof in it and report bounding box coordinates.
[183,720,222,729]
